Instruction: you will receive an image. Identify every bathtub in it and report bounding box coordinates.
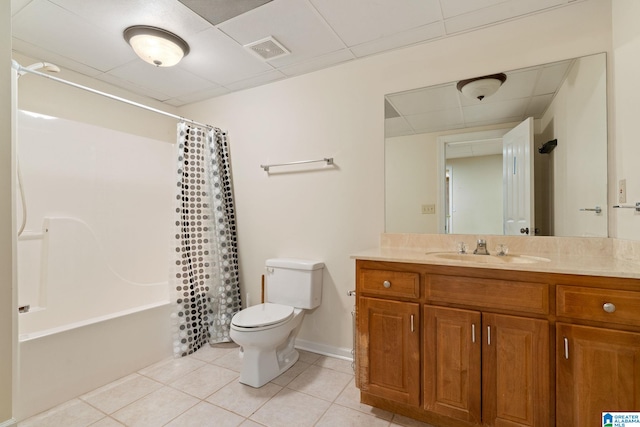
[16,217,173,420]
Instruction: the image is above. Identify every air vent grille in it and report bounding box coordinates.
[245,36,290,60]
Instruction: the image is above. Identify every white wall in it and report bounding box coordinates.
[1,1,14,423]
[612,0,640,240]
[179,0,612,353]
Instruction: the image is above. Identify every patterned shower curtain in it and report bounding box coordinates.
[170,122,242,357]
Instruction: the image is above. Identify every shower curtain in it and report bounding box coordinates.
[171,123,242,357]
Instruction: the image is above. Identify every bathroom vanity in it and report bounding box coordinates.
[353,239,640,427]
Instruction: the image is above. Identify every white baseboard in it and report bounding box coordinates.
[295,338,353,361]
[0,418,17,427]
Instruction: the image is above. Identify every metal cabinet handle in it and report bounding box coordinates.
[603,302,616,313]
[410,315,414,332]
[487,326,491,345]
[383,280,391,288]
[564,337,569,359]
[472,323,476,343]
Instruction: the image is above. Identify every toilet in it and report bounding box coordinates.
[230,258,324,388]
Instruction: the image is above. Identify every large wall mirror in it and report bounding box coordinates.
[385,53,607,237]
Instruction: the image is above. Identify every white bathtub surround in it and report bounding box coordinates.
[170,124,242,357]
[15,112,174,420]
[17,303,172,420]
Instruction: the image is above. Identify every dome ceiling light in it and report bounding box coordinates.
[457,73,507,101]
[123,25,190,67]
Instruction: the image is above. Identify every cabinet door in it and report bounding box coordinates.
[424,305,481,424]
[482,313,550,427]
[358,297,420,406]
[557,323,640,427]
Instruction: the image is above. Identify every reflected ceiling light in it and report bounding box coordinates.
[456,73,507,101]
[123,25,190,67]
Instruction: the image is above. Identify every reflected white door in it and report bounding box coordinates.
[503,117,534,235]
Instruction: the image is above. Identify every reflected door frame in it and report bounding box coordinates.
[437,128,511,234]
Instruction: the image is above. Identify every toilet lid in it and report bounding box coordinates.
[232,303,294,328]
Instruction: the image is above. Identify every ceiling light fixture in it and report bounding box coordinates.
[456,73,507,101]
[123,25,190,67]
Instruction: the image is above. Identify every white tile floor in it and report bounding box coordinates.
[18,344,436,427]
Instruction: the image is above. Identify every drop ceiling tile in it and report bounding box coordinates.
[444,0,568,35]
[49,0,210,37]
[217,0,346,67]
[385,117,415,138]
[179,28,273,86]
[105,61,218,99]
[12,38,104,77]
[166,86,231,107]
[464,116,523,128]
[309,0,442,47]
[534,60,572,95]
[350,21,444,58]
[525,93,554,117]
[10,0,32,16]
[94,72,176,102]
[388,83,460,116]
[440,0,507,19]
[12,0,137,72]
[462,98,527,123]
[223,69,286,92]
[279,49,354,77]
[407,108,464,133]
[178,0,272,26]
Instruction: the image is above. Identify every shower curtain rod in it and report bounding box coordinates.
[11,60,213,130]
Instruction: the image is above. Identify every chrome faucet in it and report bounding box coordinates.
[473,239,490,255]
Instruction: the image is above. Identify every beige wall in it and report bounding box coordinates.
[448,155,503,235]
[612,0,640,240]
[179,0,612,353]
[541,53,608,237]
[1,1,14,424]
[385,133,439,234]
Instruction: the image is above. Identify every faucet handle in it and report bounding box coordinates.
[477,239,486,245]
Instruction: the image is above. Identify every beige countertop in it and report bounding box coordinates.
[353,234,640,280]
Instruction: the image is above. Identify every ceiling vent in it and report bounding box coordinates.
[244,36,290,60]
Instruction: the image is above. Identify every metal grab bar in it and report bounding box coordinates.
[613,202,640,212]
[579,206,602,214]
[260,157,333,172]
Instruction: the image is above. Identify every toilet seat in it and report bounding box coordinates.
[231,303,294,330]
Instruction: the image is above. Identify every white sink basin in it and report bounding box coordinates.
[426,252,551,265]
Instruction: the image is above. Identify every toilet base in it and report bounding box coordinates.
[238,344,299,388]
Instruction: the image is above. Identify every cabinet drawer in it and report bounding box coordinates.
[427,275,549,314]
[359,269,420,299]
[557,286,640,326]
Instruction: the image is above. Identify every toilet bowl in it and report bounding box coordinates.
[229,258,324,388]
[230,303,304,387]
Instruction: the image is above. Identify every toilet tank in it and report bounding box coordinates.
[265,258,324,309]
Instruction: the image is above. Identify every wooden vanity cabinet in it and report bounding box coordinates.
[556,323,640,427]
[356,260,552,427]
[424,300,550,427]
[356,259,640,427]
[555,282,640,426]
[359,297,420,405]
